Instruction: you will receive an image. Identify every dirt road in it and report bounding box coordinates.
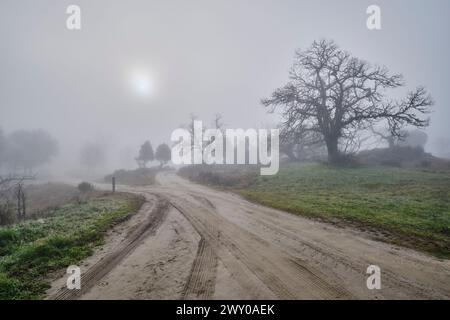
[48,172,450,299]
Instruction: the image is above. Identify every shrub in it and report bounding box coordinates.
[77,182,94,193]
[0,273,22,299]
[104,168,157,186]
[178,164,258,188]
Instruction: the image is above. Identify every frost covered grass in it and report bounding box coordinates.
[0,193,143,299]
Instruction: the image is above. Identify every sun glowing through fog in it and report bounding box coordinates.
[130,71,154,98]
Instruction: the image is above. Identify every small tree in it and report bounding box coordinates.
[370,126,396,149]
[184,113,199,136]
[0,202,14,225]
[15,183,26,221]
[136,141,154,168]
[155,143,171,167]
[183,113,206,154]
[0,175,34,225]
[78,182,94,193]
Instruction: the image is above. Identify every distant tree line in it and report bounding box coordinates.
[135,140,171,168]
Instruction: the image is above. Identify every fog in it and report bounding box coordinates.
[1,0,450,177]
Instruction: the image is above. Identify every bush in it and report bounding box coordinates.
[77,182,94,193]
[0,273,22,299]
[178,164,259,188]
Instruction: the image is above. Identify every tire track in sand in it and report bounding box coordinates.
[165,193,353,300]
[50,196,170,300]
[182,238,218,299]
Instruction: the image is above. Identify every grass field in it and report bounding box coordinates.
[0,192,143,299]
[230,164,450,258]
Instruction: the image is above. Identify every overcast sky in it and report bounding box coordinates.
[1,0,449,171]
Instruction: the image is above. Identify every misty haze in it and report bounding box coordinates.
[0,0,449,304]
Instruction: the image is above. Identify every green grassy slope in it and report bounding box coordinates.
[0,193,143,299]
[234,164,450,258]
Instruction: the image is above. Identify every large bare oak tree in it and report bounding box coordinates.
[262,40,433,163]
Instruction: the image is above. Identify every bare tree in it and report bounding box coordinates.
[212,113,225,131]
[262,40,433,164]
[182,113,206,157]
[279,123,324,161]
[370,125,396,149]
[0,174,34,225]
[80,142,106,173]
[184,113,199,136]
[0,175,34,197]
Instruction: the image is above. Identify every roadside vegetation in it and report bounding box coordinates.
[178,164,258,188]
[179,163,450,258]
[104,167,160,186]
[0,192,143,299]
[103,140,172,187]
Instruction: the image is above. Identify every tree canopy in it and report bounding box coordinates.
[136,141,154,168]
[155,143,171,167]
[5,129,58,172]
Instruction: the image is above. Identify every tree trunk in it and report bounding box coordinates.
[281,144,298,162]
[326,137,340,164]
[21,191,26,220]
[387,136,395,149]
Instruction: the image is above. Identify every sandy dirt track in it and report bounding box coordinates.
[48,172,450,300]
